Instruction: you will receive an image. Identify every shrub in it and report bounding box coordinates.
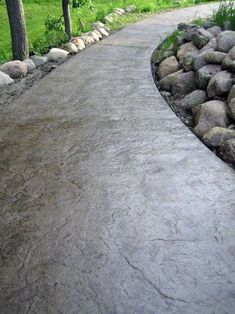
[212,0,235,30]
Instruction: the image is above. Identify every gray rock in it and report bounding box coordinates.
[222,56,235,72]
[203,127,235,148]
[0,60,27,79]
[216,31,235,52]
[196,64,222,90]
[81,35,95,46]
[157,56,180,80]
[183,26,200,41]
[104,14,115,23]
[97,27,109,37]
[47,48,69,62]
[207,26,222,37]
[177,42,199,65]
[73,37,86,51]
[93,21,105,30]
[158,69,183,91]
[178,22,198,32]
[228,85,235,104]
[205,51,227,64]
[200,38,217,52]
[207,71,233,98]
[228,98,235,120]
[61,43,78,54]
[192,28,214,49]
[88,31,100,42]
[192,50,212,72]
[125,5,137,13]
[173,35,185,52]
[93,29,102,39]
[30,55,48,67]
[172,71,197,99]
[218,139,235,164]
[114,8,125,15]
[22,59,36,73]
[180,90,207,110]
[193,100,228,137]
[202,21,216,29]
[0,71,14,86]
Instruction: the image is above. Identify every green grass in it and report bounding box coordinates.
[0,0,216,63]
[211,0,235,30]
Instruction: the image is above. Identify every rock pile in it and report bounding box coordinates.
[155,22,235,167]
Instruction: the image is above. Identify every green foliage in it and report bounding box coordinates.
[211,0,235,30]
[0,0,218,63]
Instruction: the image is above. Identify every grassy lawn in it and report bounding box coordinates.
[0,0,215,63]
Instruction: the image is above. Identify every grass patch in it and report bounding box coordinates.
[0,0,217,63]
[211,0,235,30]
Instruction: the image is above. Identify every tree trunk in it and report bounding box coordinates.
[5,0,29,61]
[62,0,72,40]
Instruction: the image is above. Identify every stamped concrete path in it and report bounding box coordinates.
[1,3,235,314]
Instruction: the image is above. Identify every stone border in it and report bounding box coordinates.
[0,5,137,106]
[151,21,235,168]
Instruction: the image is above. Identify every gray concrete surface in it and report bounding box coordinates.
[1,3,235,313]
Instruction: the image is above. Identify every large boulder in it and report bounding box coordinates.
[218,139,235,165]
[180,90,207,110]
[228,85,235,104]
[193,100,228,137]
[0,60,27,78]
[207,26,222,37]
[183,26,200,41]
[202,127,235,148]
[158,69,183,91]
[200,38,217,52]
[207,71,233,98]
[30,55,48,67]
[222,46,235,72]
[22,59,36,73]
[47,48,69,62]
[157,56,180,80]
[205,51,227,64]
[0,71,14,86]
[192,50,212,72]
[216,31,235,52]
[192,28,214,49]
[228,98,235,120]
[196,64,221,90]
[177,42,199,65]
[171,71,197,99]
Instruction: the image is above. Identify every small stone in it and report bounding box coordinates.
[171,71,197,99]
[178,22,198,32]
[30,55,48,67]
[203,127,235,148]
[73,37,85,51]
[93,29,102,39]
[216,31,235,53]
[114,8,125,15]
[207,26,222,37]
[205,51,227,64]
[183,26,200,42]
[81,35,95,46]
[0,71,14,86]
[196,64,221,90]
[88,31,100,42]
[104,14,115,23]
[180,90,208,110]
[177,42,199,65]
[97,27,109,37]
[193,100,228,138]
[218,139,235,165]
[192,28,214,49]
[158,69,183,91]
[157,56,180,80]
[0,60,27,78]
[207,71,233,98]
[47,48,69,62]
[62,42,78,54]
[22,59,36,73]
[93,21,105,29]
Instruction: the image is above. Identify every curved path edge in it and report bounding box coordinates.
[1,3,235,313]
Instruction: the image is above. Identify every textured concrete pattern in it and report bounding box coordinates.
[1,3,235,314]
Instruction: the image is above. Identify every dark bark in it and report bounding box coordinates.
[5,0,29,60]
[62,0,72,40]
